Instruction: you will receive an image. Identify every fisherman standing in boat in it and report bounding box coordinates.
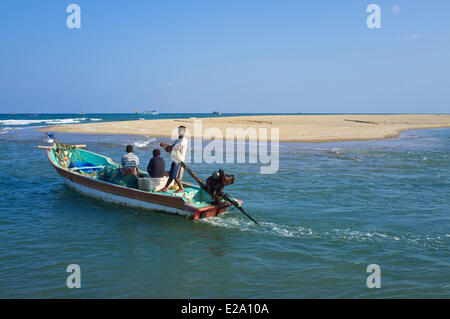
[121,145,140,176]
[158,126,188,193]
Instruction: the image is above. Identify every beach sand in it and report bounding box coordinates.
[42,114,450,143]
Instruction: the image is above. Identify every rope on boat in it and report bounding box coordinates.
[43,137,97,177]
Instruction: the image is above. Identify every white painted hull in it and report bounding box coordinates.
[63,178,193,217]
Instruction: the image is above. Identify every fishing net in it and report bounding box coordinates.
[98,166,138,189]
[52,142,138,188]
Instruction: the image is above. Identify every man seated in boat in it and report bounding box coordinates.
[157,125,188,193]
[145,148,169,191]
[147,148,166,178]
[121,145,140,176]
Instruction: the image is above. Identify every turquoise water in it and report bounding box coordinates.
[0,114,449,298]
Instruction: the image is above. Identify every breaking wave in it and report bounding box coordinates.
[0,127,12,134]
[133,138,156,148]
[0,117,97,126]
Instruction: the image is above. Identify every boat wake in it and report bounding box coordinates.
[199,216,316,239]
[199,216,448,248]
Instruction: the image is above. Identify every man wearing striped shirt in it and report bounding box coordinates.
[121,145,140,175]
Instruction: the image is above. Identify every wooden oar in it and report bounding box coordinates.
[38,144,86,149]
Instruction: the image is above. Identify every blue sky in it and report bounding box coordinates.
[0,0,449,113]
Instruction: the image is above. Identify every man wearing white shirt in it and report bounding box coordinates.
[158,126,188,193]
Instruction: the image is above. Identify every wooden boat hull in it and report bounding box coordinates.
[62,177,193,216]
[46,148,230,219]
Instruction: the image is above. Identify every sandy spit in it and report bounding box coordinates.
[40,114,450,143]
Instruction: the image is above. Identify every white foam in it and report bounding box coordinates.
[0,127,22,134]
[0,117,90,126]
[331,148,344,154]
[199,216,315,239]
[201,216,445,248]
[0,128,10,134]
[133,138,156,148]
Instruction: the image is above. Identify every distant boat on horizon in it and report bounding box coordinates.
[135,110,159,115]
[212,111,223,115]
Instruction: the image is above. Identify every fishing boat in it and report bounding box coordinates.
[42,142,240,220]
[135,110,159,115]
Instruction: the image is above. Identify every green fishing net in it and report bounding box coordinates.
[98,166,138,189]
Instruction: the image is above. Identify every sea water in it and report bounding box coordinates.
[0,114,448,298]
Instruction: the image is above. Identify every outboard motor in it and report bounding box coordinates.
[205,169,235,202]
